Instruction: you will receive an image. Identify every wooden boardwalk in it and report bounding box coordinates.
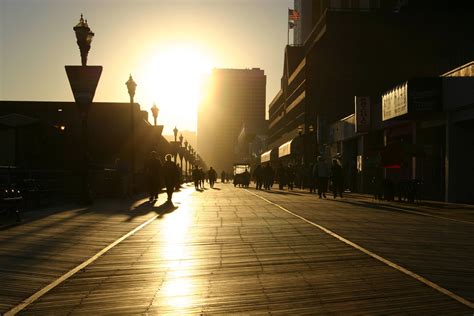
[1,184,473,314]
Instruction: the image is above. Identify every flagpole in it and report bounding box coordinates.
[287,7,289,46]
[287,23,290,46]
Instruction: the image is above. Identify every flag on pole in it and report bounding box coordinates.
[288,8,300,21]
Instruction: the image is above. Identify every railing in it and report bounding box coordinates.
[0,166,69,208]
[0,166,135,203]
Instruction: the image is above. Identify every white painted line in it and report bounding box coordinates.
[4,214,160,315]
[245,189,474,310]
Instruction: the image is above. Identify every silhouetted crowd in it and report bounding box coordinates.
[252,156,345,199]
[144,152,180,204]
[191,166,224,190]
[135,150,347,202]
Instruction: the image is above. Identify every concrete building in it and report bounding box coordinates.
[293,0,401,46]
[323,61,474,203]
[198,68,266,174]
[266,5,474,171]
[293,0,313,46]
[0,101,169,183]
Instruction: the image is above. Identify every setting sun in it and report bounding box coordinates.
[136,44,213,131]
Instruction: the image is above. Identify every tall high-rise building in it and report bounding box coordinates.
[293,0,401,45]
[198,68,266,173]
[293,0,313,46]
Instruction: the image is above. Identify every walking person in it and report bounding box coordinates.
[221,170,226,183]
[277,162,287,190]
[314,156,330,199]
[208,167,217,188]
[287,164,295,190]
[192,165,200,190]
[198,168,205,189]
[331,159,344,198]
[253,164,263,190]
[308,163,315,193]
[162,154,178,204]
[145,151,162,202]
[175,163,182,191]
[263,163,273,190]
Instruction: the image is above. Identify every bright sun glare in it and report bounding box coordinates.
[137,44,213,129]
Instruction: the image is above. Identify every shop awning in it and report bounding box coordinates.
[278,140,293,158]
[260,150,271,163]
[278,136,303,158]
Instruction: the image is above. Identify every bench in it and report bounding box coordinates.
[1,186,23,222]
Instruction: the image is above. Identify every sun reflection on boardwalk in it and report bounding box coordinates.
[156,196,196,312]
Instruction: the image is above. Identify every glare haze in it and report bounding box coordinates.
[0,0,294,133]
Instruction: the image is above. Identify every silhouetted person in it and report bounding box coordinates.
[263,163,274,190]
[162,154,178,204]
[287,164,295,190]
[221,171,226,183]
[314,156,329,198]
[198,167,205,189]
[308,163,315,193]
[253,164,263,190]
[243,168,251,188]
[276,163,287,190]
[192,165,200,190]
[208,167,217,188]
[145,151,162,201]
[331,159,344,198]
[175,163,182,190]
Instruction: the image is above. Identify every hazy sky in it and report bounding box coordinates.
[0,0,294,134]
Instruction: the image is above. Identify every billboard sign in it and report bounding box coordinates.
[382,78,442,121]
[261,150,271,163]
[278,140,292,158]
[382,82,408,121]
[355,96,370,133]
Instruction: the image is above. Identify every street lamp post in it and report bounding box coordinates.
[151,103,159,126]
[173,126,178,163]
[173,126,178,142]
[184,140,188,179]
[298,125,304,164]
[308,124,315,164]
[74,14,94,67]
[179,133,184,177]
[190,147,194,174]
[125,74,137,194]
[65,14,102,204]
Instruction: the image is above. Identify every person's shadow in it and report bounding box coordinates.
[155,201,178,217]
[126,200,178,221]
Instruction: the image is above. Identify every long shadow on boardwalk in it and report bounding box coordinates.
[328,198,457,219]
[127,200,178,221]
[251,188,304,196]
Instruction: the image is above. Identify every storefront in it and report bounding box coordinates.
[260,147,279,167]
[382,74,474,202]
[277,136,303,166]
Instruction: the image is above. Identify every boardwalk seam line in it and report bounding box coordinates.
[4,213,160,316]
[245,189,474,310]
[345,199,474,225]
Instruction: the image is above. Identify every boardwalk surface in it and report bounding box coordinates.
[0,184,473,314]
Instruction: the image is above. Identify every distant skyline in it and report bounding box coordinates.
[0,0,295,134]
